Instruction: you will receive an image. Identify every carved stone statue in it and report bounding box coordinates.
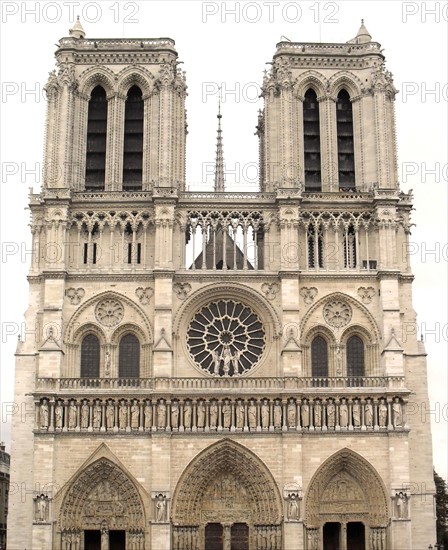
[231,349,240,375]
[352,399,361,427]
[157,400,166,429]
[301,400,310,428]
[171,401,179,429]
[210,400,218,428]
[131,400,139,429]
[211,349,221,376]
[93,400,102,429]
[395,491,408,518]
[68,400,77,429]
[327,399,335,429]
[248,400,257,429]
[184,400,192,429]
[106,401,114,429]
[379,398,388,427]
[314,400,322,428]
[236,400,245,429]
[288,493,300,520]
[365,399,373,427]
[393,397,402,427]
[40,400,49,429]
[35,494,49,522]
[339,398,348,428]
[222,344,232,376]
[81,400,89,429]
[274,400,282,428]
[222,399,231,428]
[119,401,127,429]
[287,399,296,428]
[197,400,205,429]
[55,400,63,429]
[261,399,270,428]
[155,494,167,522]
[105,351,111,376]
[144,401,152,430]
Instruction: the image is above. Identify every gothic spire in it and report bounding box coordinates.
[69,16,86,39]
[214,97,225,193]
[355,19,371,44]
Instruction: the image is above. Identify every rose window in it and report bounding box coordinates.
[323,300,352,328]
[187,300,265,376]
[95,299,124,327]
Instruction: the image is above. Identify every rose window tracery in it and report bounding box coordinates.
[95,299,124,327]
[187,300,265,376]
[323,300,352,328]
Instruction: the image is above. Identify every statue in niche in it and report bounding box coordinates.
[314,400,322,428]
[365,398,373,427]
[197,400,205,428]
[184,400,192,429]
[379,398,388,427]
[119,401,127,429]
[327,399,335,429]
[104,351,111,376]
[144,401,152,429]
[222,344,232,376]
[222,399,231,428]
[171,401,179,429]
[274,399,282,428]
[394,491,408,518]
[55,400,63,429]
[106,400,114,429]
[288,493,300,520]
[248,399,257,429]
[211,349,221,376]
[393,397,402,427]
[131,400,139,429]
[236,399,245,429]
[301,400,310,428]
[155,494,167,522]
[353,399,361,427]
[68,400,77,429]
[261,399,270,428]
[157,399,166,428]
[287,399,296,428]
[336,345,343,376]
[93,400,102,429]
[81,400,89,428]
[40,399,49,429]
[101,524,108,550]
[339,398,348,428]
[35,494,49,522]
[210,400,218,428]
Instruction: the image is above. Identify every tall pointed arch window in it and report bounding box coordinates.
[303,89,321,191]
[307,224,324,269]
[336,89,355,190]
[311,335,328,378]
[346,335,365,377]
[80,334,100,378]
[343,224,357,268]
[123,85,144,190]
[85,86,107,191]
[118,333,140,378]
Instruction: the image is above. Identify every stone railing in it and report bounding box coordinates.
[35,376,405,392]
[35,395,407,434]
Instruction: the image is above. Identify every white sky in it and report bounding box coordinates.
[0,0,447,480]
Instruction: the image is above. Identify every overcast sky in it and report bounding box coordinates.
[0,0,447,479]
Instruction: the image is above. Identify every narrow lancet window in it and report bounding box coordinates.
[119,333,140,377]
[303,89,321,191]
[85,86,107,191]
[311,335,328,378]
[80,334,100,378]
[336,89,355,190]
[347,335,365,377]
[123,85,143,190]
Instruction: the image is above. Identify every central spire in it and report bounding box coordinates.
[214,95,225,193]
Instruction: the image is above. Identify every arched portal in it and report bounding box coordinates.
[172,440,283,550]
[58,458,145,549]
[304,449,389,550]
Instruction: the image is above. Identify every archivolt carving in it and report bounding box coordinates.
[58,458,145,531]
[78,66,116,98]
[117,66,155,97]
[172,440,282,526]
[328,71,364,98]
[293,70,328,98]
[304,448,389,528]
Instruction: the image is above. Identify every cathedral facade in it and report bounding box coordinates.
[8,19,436,550]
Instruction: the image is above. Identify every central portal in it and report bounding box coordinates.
[204,523,249,550]
[83,530,126,550]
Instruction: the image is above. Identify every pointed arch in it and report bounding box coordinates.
[304,448,389,529]
[293,70,328,98]
[172,439,283,526]
[117,66,155,98]
[78,67,116,98]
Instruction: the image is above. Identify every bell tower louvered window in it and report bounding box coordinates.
[85,86,107,191]
[123,85,143,190]
[118,333,140,377]
[80,334,100,378]
[336,89,355,190]
[303,89,321,191]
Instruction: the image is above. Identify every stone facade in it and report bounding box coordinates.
[0,443,10,550]
[8,20,436,550]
